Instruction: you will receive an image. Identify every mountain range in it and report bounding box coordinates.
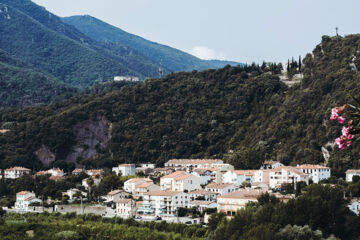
[0,0,240,107]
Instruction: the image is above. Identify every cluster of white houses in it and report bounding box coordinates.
[9,159,360,218]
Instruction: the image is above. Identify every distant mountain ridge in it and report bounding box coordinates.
[62,15,241,72]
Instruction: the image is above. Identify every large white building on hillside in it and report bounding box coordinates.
[295,164,331,183]
[4,167,31,179]
[217,189,264,216]
[160,171,201,192]
[141,190,189,216]
[164,159,223,172]
[223,170,257,186]
[113,164,135,176]
[269,166,309,188]
[205,183,236,195]
[116,199,136,218]
[14,191,42,211]
[124,178,153,194]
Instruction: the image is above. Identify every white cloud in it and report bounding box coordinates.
[190,46,226,60]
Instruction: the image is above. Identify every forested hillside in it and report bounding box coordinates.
[63,15,240,72]
[0,35,359,176]
[0,50,77,108]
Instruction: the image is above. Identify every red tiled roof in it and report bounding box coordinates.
[143,190,183,196]
[206,183,234,189]
[17,191,31,195]
[218,189,264,200]
[296,164,330,170]
[5,167,31,171]
[166,159,223,165]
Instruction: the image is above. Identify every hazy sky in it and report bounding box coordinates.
[32,0,360,64]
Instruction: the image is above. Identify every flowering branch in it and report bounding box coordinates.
[330,103,359,150]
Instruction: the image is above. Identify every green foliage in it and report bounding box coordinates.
[0,50,77,108]
[208,184,360,240]
[0,213,205,240]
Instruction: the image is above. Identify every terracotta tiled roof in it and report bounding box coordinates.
[218,189,264,200]
[166,159,223,165]
[119,164,135,167]
[189,190,216,195]
[0,129,9,134]
[49,176,63,181]
[161,171,193,180]
[143,190,183,196]
[263,161,280,165]
[193,168,212,174]
[17,191,31,195]
[136,182,153,188]
[296,164,330,170]
[346,169,360,174]
[189,200,215,206]
[72,168,84,173]
[5,167,31,171]
[233,170,257,176]
[36,171,49,176]
[206,183,234,189]
[117,199,132,204]
[108,190,123,196]
[272,166,308,176]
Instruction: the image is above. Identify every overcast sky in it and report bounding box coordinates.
[32,0,360,64]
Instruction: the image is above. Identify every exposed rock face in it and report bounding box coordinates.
[65,115,112,164]
[35,144,56,167]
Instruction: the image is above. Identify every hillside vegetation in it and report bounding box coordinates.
[63,15,240,72]
[0,35,359,176]
[0,50,77,108]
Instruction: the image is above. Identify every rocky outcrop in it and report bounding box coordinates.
[35,144,56,167]
[65,115,112,164]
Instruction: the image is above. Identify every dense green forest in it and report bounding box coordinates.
[0,35,359,175]
[0,50,77,108]
[62,15,240,73]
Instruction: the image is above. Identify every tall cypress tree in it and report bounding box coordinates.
[298,55,302,72]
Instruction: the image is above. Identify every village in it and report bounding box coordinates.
[2,159,360,224]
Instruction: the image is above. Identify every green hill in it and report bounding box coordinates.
[0,49,77,108]
[0,35,359,176]
[62,15,241,72]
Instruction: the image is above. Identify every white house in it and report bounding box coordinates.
[14,191,42,211]
[72,168,85,175]
[192,169,212,185]
[222,170,257,186]
[124,178,153,194]
[134,182,160,196]
[141,163,156,169]
[4,167,31,179]
[116,199,136,217]
[348,198,360,215]
[160,171,201,192]
[346,169,360,182]
[217,189,264,216]
[62,188,87,200]
[106,190,130,203]
[141,190,189,216]
[113,164,136,176]
[205,183,236,195]
[188,200,217,213]
[47,168,64,177]
[295,164,331,183]
[189,189,218,201]
[86,169,103,177]
[269,166,309,189]
[260,161,284,170]
[253,169,271,186]
[164,159,223,172]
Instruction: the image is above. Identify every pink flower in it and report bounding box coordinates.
[342,126,351,136]
[330,108,339,120]
[337,116,345,124]
[347,141,352,147]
